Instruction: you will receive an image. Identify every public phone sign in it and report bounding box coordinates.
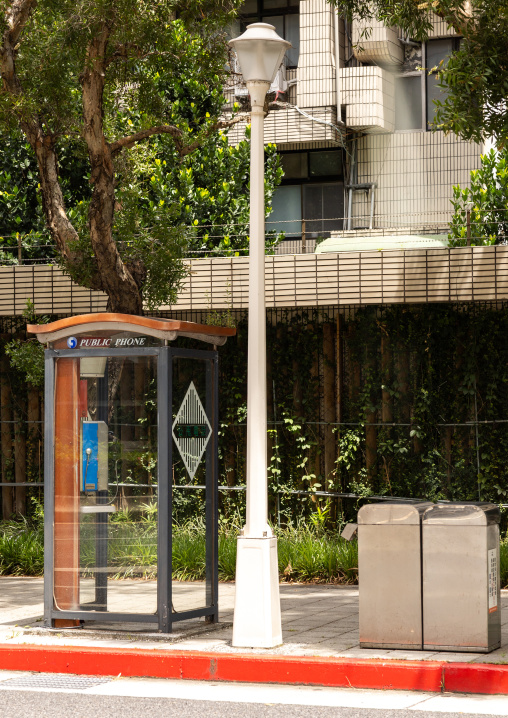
[67,335,147,348]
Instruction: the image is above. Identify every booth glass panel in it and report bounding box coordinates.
[171,353,216,614]
[52,355,158,618]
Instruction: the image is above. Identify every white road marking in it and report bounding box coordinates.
[90,679,428,709]
[1,671,508,715]
[412,693,508,715]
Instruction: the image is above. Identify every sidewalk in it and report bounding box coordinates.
[1,577,508,694]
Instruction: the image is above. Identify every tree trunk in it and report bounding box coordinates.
[334,314,344,515]
[266,332,274,482]
[134,360,146,442]
[323,322,336,489]
[348,326,361,407]
[120,361,134,494]
[27,386,40,486]
[224,444,236,488]
[365,349,377,486]
[291,327,303,418]
[0,355,13,519]
[397,345,410,424]
[309,325,321,493]
[381,329,393,425]
[335,315,344,426]
[444,425,453,491]
[14,394,26,516]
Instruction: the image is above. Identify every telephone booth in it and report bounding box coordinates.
[28,314,235,632]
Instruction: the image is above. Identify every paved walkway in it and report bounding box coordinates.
[2,577,508,664]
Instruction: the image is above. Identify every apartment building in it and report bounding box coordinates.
[227,1,482,249]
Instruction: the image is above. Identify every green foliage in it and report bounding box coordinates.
[0,4,283,305]
[449,148,508,246]
[0,513,359,583]
[6,509,508,586]
[165,132,283,256]
[5,339,45,389]
[329,0,508,144]
[4,301,48,388]
[430,1,508,143]
[0,512,44,576]
[277,525,358,584]
[0,0,276,308]
[0,133,51,264]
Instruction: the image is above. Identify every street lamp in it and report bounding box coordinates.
[228,23,290,648]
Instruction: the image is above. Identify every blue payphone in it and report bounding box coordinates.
[81,420,108,493]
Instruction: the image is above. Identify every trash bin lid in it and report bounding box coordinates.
[423,502,500,526]
[358,501,433,525]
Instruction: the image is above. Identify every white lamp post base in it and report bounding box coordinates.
[232,536,282,648]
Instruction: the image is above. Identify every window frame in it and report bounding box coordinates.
[279,149,344,185]
[239,0,300,68]
[269,147,345,239]
[393,38,460,133]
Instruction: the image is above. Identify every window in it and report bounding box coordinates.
[394,39,460,131]
[268,149,344,237]
[240,0,300,67]
[394,75,422,131]
[267,185,302,237]
[303,184,344,235]
[268,184,344,237]
[280,149,343,180]
[426,38,459,128]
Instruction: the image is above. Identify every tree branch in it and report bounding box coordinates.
[110,124,184,155]
[177,114,250,158]
[110,113,249,159]
[1,0,36,96]
[81,25,143,312]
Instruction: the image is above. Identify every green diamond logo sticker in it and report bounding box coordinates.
[172,382,211,480]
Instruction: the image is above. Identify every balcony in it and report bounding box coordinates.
[352,19,404,66]
[340,66,395,133]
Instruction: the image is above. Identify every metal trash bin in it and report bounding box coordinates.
[422,502,501,653]
[358,502,432,649]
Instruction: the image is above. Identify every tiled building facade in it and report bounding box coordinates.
[227,1,482,246]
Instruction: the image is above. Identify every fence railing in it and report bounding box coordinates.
[1,245,507,316]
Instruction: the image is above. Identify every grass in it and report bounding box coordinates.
[3,516,508,588]
[0,515,358,583]
[0,519,44,576]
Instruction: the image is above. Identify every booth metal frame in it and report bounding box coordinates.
[43,344,219,633]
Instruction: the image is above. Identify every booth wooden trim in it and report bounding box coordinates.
[28,313,236,346]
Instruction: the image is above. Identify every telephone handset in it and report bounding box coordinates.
[81,420,108,493]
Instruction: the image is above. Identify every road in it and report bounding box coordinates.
[0,671,505,718]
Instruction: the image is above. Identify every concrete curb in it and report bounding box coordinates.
[0,644,507,694]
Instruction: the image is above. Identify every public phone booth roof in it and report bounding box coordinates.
[27,312,236,346]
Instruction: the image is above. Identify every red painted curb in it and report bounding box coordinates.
[444,662,508,695]
[0,644,445,692]
[181,654,445,692]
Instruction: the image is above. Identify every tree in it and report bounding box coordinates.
[329,0,508,144]
[0,0,244,314]
[0,131,88,265]
[449,148,508,246]
[148,129,283,260]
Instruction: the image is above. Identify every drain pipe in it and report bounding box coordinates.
[333,7,342,124]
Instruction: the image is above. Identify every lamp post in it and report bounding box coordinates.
[228,23,290,648]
